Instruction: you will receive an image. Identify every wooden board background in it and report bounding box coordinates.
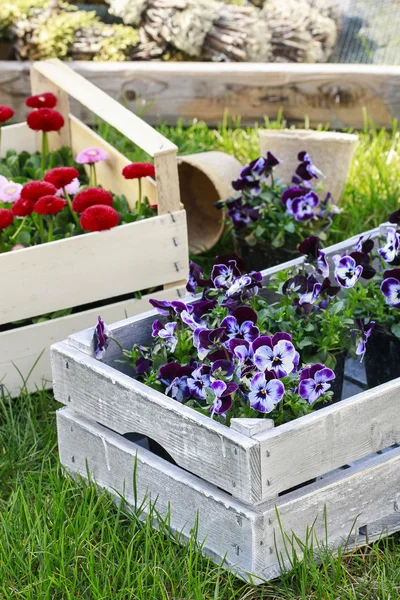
[2,62,400,128]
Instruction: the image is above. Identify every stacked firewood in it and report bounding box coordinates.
[109,0,339,63]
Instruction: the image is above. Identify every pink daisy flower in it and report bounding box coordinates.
[0,181,23,203]
[75,147,108,164]
[55,178,80,197]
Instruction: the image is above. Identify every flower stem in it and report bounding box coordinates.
[93,164,97,187]
[106,335,124,353]
[64,188,80,227]
[0,233,5,253]
[38,214,45,243]
[41,132,49,172]
[11,217,27,240]
[137,177,142,217]
[47,216,54,242]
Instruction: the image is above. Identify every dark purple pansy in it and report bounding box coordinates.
[159,362,194,387]
[248,371,285,413]
[181,309,203,331]
[232,153,280,196]
[349,251,376,280]
[295,151,323,182]
[353,235,374,255]
[381,269,400,308]
[151,319,177,351]
[135,356,151,377]
[227,202,261,230]
[193,327,228,360]
[252,333,299,378]
[211,260,241,289]
[187,365,211,400]
[186,261,211,294]
[214,253,247,273]
[93,315,112,359]
[389,209,400,224]
[166,375,191,402]
[228,338,254,366]
[210,380,238,416]
[295,279,322,310]
[356,318,375,361]
[378,227,400,263]
[320,277,340,298]
[149,298,193,316]
[221,306,259,342]
[316,250,329,278]
[333,254,363,288]
[191,299,217,319]
[298,235,321,258]
[211,359,234,380]
[299,363,335,404]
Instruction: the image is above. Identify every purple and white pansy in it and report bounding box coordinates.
[299,364,335,404]
[379,227,400,263]
[381,269,400,308]
[209,380,238,416]
[282,187,319,222]
[333,254,363,288]
[152,320,178,351]
[248,372,285,413]
[187,366,211,400]
[93,315,112,359]
[221,306,260,342]
[252,333,299,378]
[295,151,324,182]
[356,318,375,361]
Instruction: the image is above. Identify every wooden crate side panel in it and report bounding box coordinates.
[1,122,36,156]
[51,343,261,504]
[69,116,158,208]
[256,380,400,500]
[0,210,187,325]
[0,286,185,397]
[259,446,400,574]
[57,408,261,576]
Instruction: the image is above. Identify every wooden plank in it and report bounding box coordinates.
[0,210,187,325]
[154,150,181,214]
[32,59,177,156]
[56,407,263,579]
[0,286,185,397]
[51,343,262,504]
[0,122,36,157]
[2,61,400,128]
[255,380,400,500]
[69,115,158,209]
[30,63,72,151]
[261,446,400,573]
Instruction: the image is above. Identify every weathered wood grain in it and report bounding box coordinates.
[57,408,400,582]
[52,342,262,504]
[0,210,187,325]
[2,62,400,128]
[0,122,36,157]
[0,286,185,397]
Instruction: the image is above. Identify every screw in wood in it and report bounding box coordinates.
[395,501,399,512]
[65,361,69,369]
[265,450,270,457]
[71,455,75,463]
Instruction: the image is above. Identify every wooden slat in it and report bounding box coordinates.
[3,61,400,128]
[51,343,262,504]
[0,286,185,397]
[0,122,36,156]
[0,210,187,325]
[69,115,158,208]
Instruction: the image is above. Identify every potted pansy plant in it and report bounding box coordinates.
[93,255,337,426]
[216,150,339,271]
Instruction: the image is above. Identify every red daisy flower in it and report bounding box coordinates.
[0,208,14,230]
[27,108,64,132]
[44,167,80,189]
[34,195,66,215]
[122,162,155,180]
[80,205,120,232]
[26,93,57,109]
[72,187,114,213]
[21,181,57,202]
[12,198,35,217]
[0,105,14,124]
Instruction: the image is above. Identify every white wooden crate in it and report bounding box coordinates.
[0,59,188,396]
[57,407,400,582]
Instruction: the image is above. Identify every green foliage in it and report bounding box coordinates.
[94,24,139,61]
[0,0,48,35]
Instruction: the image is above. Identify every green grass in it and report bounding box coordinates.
[2,117,400,598]
[1,388,399,599]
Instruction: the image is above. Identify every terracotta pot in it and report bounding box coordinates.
[177,151,242,254]
[259,129,358,203]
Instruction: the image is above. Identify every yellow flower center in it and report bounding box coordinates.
[87,150,98,156]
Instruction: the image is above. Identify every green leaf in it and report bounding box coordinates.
[16,230,31,246]
[0,164,13,178]
[391,323,400,338]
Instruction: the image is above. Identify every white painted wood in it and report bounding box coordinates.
[56,407,262,579]
[51,343,261,504]
[0,286,185,397]
[0,210,187,325]
[57,408,400,583]
[230,419,274,438]
[1,122,36,156]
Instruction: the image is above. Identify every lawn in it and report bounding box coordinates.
[1,117,400,599]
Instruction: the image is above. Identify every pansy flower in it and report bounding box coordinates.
[193,327,228,360]
[211,260,241,289]
[151,320,178,351]
[354,234,374,254]
[252,333,299,378]
[349,251,376,280]
[333,254,363,288]
[158,362,193,387]
[226,275,253,298]
[166,376,191,402]
[210,360,235,380]
[209,380,238,416]
[381,269,400,308]
[186,261,211,294]
[299,364,335,404]
[356,318,375,362]
[227,201,261,230]
[295,151,324,181]
[149,298,193,317]
[187,366,211,400]
[93,316,112,359]
[378,227,400,263]
[283,187,319,222]
[249,372,285,413]
[232,152,280,196]
[221,306,259,342]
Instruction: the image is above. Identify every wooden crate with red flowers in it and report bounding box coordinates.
[52,216,400,581]
[0,58,188,396]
